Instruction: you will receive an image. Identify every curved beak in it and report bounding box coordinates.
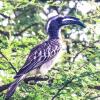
[62,16,86,28]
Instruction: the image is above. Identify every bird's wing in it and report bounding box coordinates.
[14,39,60,78]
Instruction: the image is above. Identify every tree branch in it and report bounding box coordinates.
[24,76,49,84]
[0,51,17,73]
[52,71,100,100]
[0,76,49,92]
[51,77,75,100]
[0,13,10,19]
[72,40,100,62]
[0,30,9,38]
[88,85,100,90]
[14,23,38,36]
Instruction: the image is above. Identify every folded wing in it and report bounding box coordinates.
[14,39,60,78]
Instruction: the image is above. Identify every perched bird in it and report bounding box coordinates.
[5,15,85,99]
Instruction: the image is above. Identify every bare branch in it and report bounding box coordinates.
[0,51,17,73]
[0,30,9,38]
[14,23,38,36]
[72,40,100,62]
[0,13,10,19]
[88,85,100,90]
[52,77,75,100]
[52,71,100,100]
[0,76,49,92]
[24,76,49,84]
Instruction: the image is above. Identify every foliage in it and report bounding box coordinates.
[0,0,100,100]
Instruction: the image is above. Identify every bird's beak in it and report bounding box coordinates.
[62,16,86,28]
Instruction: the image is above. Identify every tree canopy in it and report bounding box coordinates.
[0,0,100,100]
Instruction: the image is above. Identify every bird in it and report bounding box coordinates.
[5,15,85,99]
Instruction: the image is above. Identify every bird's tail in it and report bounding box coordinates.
[5,75,25,100]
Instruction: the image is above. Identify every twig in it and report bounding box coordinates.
[0,30,9,38]
[52,77,75,100]
[72,40,100,62]
[0,51,17,73]
[52,71,100,100]
[0,13,10,19]
[14,23,38,36]
[72,46,90,62]
[88,85,100,90]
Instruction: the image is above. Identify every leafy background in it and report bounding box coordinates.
[0,0,100,100]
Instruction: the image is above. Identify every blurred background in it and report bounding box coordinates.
[0,0,100,100]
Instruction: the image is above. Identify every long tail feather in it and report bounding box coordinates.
[5,75,25,100]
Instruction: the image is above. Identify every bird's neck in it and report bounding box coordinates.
[48,29,62,39]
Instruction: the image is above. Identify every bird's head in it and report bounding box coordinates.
[46,15,85,38]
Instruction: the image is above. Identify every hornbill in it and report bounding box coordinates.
[5,15,85,99]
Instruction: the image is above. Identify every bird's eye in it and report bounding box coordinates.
[57,18,61,21]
